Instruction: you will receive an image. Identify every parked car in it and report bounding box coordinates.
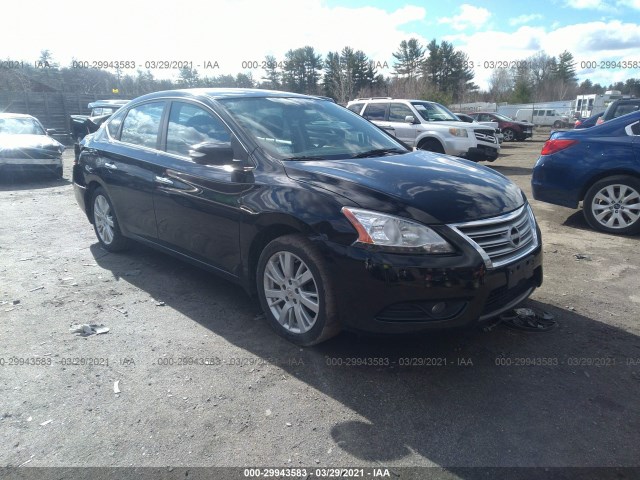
[70,99,129,159]
[74,88,543,345]
[469,112,534,142]
[532,110,640,234]
[346,98,500,162]
[515,109,571,128]
[454,112,504,144]
[574,111,603,129]
[0,113,65,178]
[596,98,640,125]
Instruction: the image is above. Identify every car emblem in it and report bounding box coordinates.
[509,226,521,247]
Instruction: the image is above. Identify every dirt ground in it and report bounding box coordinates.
[1,131,639,478]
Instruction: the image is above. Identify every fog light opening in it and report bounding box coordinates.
[431,302,446,315]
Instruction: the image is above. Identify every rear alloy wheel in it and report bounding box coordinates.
[553,120,563,128]
[257,235,339,345]
[418,138,445,154]
[91,187,129,251]
[583,176,640,234]
[502,128,515,142]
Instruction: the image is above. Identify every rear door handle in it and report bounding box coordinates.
[104,162,117,170]
[155,176,174,186]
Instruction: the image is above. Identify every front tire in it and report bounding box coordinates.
[91,187,130,251]
[418,138,445,154]
[583,176,640,234]
[256,235,340,346]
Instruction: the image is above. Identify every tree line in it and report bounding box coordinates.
[1,44,639,105]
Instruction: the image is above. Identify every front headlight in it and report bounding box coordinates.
[341,207,455,254]
[448,128,468,137]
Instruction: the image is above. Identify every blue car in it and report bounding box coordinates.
[532,110,640,234]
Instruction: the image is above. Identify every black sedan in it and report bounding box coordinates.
[73,88,543,345]
[0,113,65,178]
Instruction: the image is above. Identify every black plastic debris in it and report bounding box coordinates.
[499,307,557,332]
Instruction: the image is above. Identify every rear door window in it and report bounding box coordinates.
[362,103,387,121]
[120,102,165,149]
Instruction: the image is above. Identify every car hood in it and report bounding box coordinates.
[0,134,64,152]
[283,150,525,224]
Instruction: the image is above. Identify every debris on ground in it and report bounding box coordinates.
[499,308,557,332]
[39,419,52,426]
[114,381,121,394]
[69,324,110,336]
[155,301,165,306]
[111,306,128,315]
[574,254,592,261]
[28,286,44,292]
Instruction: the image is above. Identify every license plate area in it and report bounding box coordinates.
[506,255,535,289]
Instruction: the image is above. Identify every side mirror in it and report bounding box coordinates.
[404,115,417,124]
[189,141,234,166]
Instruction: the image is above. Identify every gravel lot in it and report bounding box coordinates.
[1,131,639,477]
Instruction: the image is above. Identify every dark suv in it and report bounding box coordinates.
[469,112,533,142]
[71,99,129,159]
[597,98,640,125]
[73,88,542,345]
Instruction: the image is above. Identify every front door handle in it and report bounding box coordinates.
[155,176,174,186]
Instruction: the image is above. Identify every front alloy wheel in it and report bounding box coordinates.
[583,176,640,234]
[264,251,319,334]
[257,235,339,345]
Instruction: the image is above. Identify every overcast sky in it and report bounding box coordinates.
[2,0,640,90]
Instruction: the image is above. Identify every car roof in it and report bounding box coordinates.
[88,99,130,108]
[128,88,328,104]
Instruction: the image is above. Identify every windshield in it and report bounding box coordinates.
[492,113,515,121]
[0,117,45,135]
[410,101,460,122]
[217,97,407,161]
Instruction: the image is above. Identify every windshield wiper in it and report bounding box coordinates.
[284,155,324,161]
[350,148,407,159]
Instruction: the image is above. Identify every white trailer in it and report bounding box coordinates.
[574,90,623,118]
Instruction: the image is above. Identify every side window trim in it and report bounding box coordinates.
[625,121,640,136]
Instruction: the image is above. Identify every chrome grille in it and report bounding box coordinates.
[474,129,497,144]
[449,205,539,268]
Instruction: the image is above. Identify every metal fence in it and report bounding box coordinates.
[0,92,122,145]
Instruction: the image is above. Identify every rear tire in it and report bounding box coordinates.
[583,176,640,235]
[256,235,340,346]
[91,187,130,252]
[502,128,515,142]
